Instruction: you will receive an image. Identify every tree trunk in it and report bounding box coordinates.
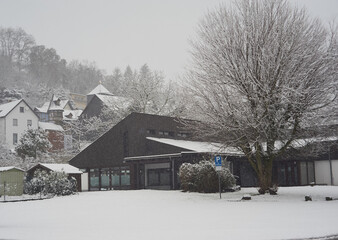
[250,155,274,194]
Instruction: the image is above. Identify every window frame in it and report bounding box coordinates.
[13,133,18,145]
[13,118,18,126]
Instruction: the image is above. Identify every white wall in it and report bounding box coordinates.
[81,172,89,191]
[0,118,5,144]
[315,160,338,186]
[5,101,39,149]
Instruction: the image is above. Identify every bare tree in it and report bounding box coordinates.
[126,64,176,115]
[0,27,35,69]
[187,0,337,193]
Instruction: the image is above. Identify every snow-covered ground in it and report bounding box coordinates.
[1,186,338,240]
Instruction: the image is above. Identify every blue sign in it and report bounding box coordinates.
[215,156,222,166]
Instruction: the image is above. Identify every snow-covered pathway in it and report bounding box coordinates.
[1,186,338,240]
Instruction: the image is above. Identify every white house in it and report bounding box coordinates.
[0,99,39,150]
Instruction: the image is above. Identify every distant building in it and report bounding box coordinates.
[27,163,83,192]
[69,93,86,110]
[81,83,130,119]
[0,99,39,150]
[0,167,25,196]
[86,83,113,104]
[39,122,65,152]
[35,95,83,123]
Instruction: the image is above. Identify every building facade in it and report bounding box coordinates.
[0,99,39,149]
[69,112,337,191]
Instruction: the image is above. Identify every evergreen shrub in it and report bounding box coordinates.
[179,160,236,193]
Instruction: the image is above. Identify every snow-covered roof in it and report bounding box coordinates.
[36,96,70,113]
[63,110,83,121]
[0,99,22,117]
[0,166,25,172]
[49,96,69,111]
[37,163,82,174]
[39,122,64,132]
[96,94,131,110]
[35,101,50,113]
[87,84,112,96]
[146,137,243,155]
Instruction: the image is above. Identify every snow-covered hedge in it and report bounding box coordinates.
[25,170,77,196]
[179,160,236,193]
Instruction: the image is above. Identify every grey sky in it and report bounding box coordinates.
[0,0,337,81]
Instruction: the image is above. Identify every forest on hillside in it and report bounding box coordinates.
[0,26,186,115]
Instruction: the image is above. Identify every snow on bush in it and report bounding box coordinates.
[179,160,236,193]
[25,170,77,196]
[16,128,51,159]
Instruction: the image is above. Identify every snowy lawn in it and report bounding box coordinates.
[1,186,338,240]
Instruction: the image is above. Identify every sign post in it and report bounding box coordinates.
[215,156,222,199]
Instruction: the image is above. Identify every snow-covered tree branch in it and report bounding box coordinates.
[186,0,337,193]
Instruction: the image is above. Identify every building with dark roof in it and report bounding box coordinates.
[69,112,338,191]
[80,83,130,119]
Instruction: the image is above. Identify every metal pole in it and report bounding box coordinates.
[218,172,221,199]
[329,145,333,185]
[4,181,6,202]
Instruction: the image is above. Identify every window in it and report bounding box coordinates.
[89,169,100,191]
[20,107,24,113]
[13,133,18,145]
[159,130,174,137]
[177,132,189,138]
[27,120,32,127]
[13,119,18,126]
[111,168,120,186]
[101,168,110,190]
[146,129,156,135]
[121,167,130,186]
[148,168,171,186]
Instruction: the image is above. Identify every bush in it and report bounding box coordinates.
[25,170,77,196]
[179,160,236,193]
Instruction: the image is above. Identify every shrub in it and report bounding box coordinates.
[25,170,77,196]
[179,160,236,193]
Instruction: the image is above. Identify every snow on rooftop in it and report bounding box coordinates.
[35,101,50,113]
[0,166,24,172]
[49,98,69,111]
[87,84,112,96]
[95,94,131,110]
[146,137,243,155]
[39,122,64,132]
[0,99,22,117]
[63,109,83,121]
[38,163,82,174]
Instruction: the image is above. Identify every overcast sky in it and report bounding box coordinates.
[0,0,337,81]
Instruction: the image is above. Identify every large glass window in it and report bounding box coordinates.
[148,168,171,186]
[90,169,100,190]
[111,168,120,186]
[121,167,130,186]
[101,168,110,190]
